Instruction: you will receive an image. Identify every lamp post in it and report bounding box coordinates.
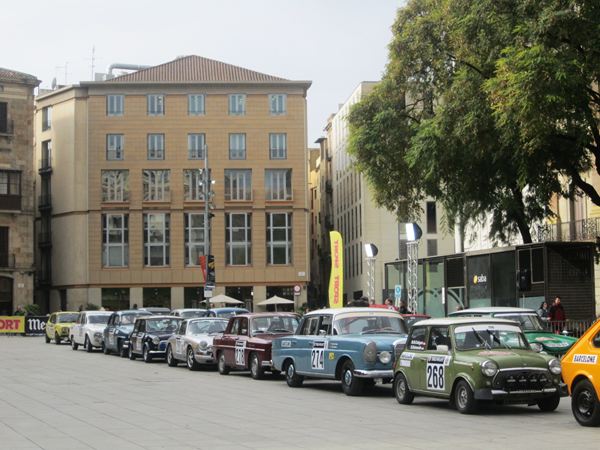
[364,243,378,302]
[405,223,422,314]
[202,145,215,304]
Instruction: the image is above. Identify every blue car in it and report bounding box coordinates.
[272,307,408,396]
[102,310,148,357]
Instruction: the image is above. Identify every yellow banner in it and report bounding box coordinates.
[328,231,343,308]
[0,316,25,333]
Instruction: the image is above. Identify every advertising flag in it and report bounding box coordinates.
[328,231,344,308]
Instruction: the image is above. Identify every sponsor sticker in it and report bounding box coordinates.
[573,354,597,364]
[401,352,415,360]
[400,360,411,367]
[328,352,335,360]
[281,340,291,348]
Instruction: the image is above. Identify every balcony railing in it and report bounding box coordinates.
[39,156,52,173]
[0,253,15,269]
[535,217,600,242]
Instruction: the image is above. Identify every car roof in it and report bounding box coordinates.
[173,308,206,312]
[184,317,227,322]
[82,310,112,315]
[305,307,401,317]
[210,307,248,311]
[56,311,78,315]
[116,310,146,314]
[449,307,536,316]
[231,312,299,319]
[136,315,181,320]
[412,317,522,327]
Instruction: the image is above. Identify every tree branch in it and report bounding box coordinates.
[571,171,600,206]
[446,53,486,77]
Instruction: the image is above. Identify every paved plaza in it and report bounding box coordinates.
[0,336,598,450]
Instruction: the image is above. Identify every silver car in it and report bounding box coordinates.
[166,318,228,370]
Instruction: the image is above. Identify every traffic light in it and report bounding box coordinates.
[518,268,531,291]
[206,254,216,283]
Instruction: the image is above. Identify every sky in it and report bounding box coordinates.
[4,0,403,144]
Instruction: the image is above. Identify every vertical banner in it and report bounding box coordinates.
[328,231,344,308]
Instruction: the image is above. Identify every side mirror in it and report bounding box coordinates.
[530,342,543,353]
[436,344,449,353]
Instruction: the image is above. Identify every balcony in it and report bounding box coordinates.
[535,218,600,243]
[38,232,52,248]
[38,194,52,211]
[0,253,15,269]
[38,156,52,174]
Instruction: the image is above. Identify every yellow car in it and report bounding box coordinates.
[45,311,79,345]
[562,319,600,426]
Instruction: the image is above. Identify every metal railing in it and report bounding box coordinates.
[39,156,52,172]
[545,318,598,338]
[535,217,600,242]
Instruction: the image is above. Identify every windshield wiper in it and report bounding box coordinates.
[486,329,511,350]
[472,327,491,350]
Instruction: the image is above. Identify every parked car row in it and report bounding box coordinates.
[47,305,600,426]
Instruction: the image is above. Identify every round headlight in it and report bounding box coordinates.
[198,340,208,350]
[363,341,377,363]
[548,358,561,375]
[481,360,498,377]
[378,351,392,364]
[151,336,160,345]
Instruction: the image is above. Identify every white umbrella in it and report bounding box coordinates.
[208,294,243,305]
[257,296,295,311]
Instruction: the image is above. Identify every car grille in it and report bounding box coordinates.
[492,369,553,392]
[159,341,167,351]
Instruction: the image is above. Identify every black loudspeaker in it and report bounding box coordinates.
[518,268,531,291]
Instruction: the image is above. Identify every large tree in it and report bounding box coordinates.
[348,0,600,244]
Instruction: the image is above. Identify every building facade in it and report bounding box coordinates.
[0,68,39,314]
[34,56,311,312]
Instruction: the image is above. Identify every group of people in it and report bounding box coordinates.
[537,296,566,322]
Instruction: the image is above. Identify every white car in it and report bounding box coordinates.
[70,311,112,352]
[166,318,228,370]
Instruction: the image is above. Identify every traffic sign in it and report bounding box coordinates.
[394,285,402,300]
[294,285,301,296]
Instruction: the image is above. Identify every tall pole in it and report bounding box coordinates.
[407,241,419,313]
[203,144,210,258]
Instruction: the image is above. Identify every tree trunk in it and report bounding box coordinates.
[511,187,532,244]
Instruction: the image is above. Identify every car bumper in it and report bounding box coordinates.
[474,383,568,400]
[353,369,394,379]
[194,351,216,364]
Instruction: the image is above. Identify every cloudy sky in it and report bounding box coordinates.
[5,0,402,143]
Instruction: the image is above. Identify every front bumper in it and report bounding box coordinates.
[474,382,568,401]
[194,350,216,364]
[353,369,394,379]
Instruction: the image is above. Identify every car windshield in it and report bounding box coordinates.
[215,309,248,318]
[454,324,529,350]
[494,313,544,331]
[57,314,78,323]
[403,316,428,329]
[334,314,406,335]
[120,314,139,325]
[88,315,110,324]
[146,318,180,333]
[251,316,299,335]
[180,310,208,318]
[187,320,227,335]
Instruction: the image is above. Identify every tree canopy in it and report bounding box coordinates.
[347,0,600,244]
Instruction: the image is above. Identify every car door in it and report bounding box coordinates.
[235,318,250,369]
[421,326,452,396]
[293,315,320,373]
[47,314,56,337]
[76,314,86,344]
[175,321,187,358]
[221,318,240,365]
[105,314,116,350]
[307,315,333,375]
[131,319,143,354]
[402,326,428,391]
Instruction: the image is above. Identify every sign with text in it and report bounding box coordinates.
[328,231,343,309]
[25,316,48,335]
[0,316,49,335]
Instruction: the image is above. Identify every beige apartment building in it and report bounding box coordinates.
[34,56,311,312]
[0,68,39,315]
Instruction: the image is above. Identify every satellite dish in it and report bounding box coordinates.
[51,77,57,90]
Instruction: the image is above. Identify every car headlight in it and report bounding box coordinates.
[198,341,208,350]
[363,341,377,363]
[548,358,561,375]
[94,332,103,340]
[378,351,392,364]
[481,360,498,377]
[151,336,160,345]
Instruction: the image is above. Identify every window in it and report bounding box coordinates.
[265,169,292,200]
[188,94,205,115]
[225,212,251,265]
[269,94,286,115]
[102,214,128,267]
[427,327,451,350]
[101,170,129,202]
[229,94,246,115]
[185,213,205,266]
[427,239,438,256]
[0,227,8,267]
[106,134,124,160]
[269,133,287,159]
[183,169,206,201]
[300,316,319,335]
[147,134,165,160]
[224,169,252,201]
[266,212,292,265]
[41,140,52,168]
[143,170,170,201]
[229,133,246,160]
[426,201,437,233]
[147,94,164,115]
[0,102,7,133]
[407,327,427,351]
[107,95,124,116]
[144,213,170,266]
[42,106,52,131]
[188,133,205,160]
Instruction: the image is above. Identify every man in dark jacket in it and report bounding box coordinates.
[549,296,566,333]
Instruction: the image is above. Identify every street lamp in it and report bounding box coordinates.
[405,223,422,314]
[364,243,378,302]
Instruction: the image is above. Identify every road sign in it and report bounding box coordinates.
[294,285,301,296]
[394,285,402,300]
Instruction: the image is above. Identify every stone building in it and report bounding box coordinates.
[0,67,39,314]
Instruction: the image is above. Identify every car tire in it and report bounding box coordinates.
[340,360,364,396]
[143,344,152,363]
[394,373,415,405]
[187,346,201,371]
[454,380,478,414]
[119,340,128,358]
[572,379,600,426]
[537,392,560,412]
[45,334,50,344]
[166,345,178,367]
[250,353,265,380]
[128,345,136,360]
[218,352,230,375]
[285,360,304,388]
[54,333,61,345]
[85,336,93,353]
[102,341,111,355]
[71,337,78,351]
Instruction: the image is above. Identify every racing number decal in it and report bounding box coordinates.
[311,341,326,370]
[426,356,445,391]
[235,340,246,366]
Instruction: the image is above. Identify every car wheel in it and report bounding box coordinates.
[45,334,50,344]
[85,336,93,353]
[187,346,201,371]
[166,345,178,367]
[54,333,61,345]
[218,352,230,375]
[128,345,136,360]
[394,373,414,405]
[142,344,152,363]
[285,360,304,388]
[71,337,78,351]
[119,340,128,358]
[340,360,364,396]
[572,380,600,426]
[537,392,560,412]
[250,353,265,380]
[102,341,111,355]
[454,380,478,414]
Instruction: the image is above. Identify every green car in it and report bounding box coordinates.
[449,307,577,356]
[393,317,567,414]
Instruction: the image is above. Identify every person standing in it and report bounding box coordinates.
[537,301,550,320]
[549,296,566,333]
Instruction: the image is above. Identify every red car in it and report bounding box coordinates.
[213,313,300,379]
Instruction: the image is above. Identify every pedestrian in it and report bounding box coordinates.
[548,296,566,333]
[537,301,550,320]
[132,303,138,310]
[384,298,398,311]
[13,305,25,316]
[399,300,410,314]
[369,299,375,306]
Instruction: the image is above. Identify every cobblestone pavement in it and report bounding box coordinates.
[0,336,597,450]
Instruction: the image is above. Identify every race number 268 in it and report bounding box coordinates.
[426,363,444,390]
